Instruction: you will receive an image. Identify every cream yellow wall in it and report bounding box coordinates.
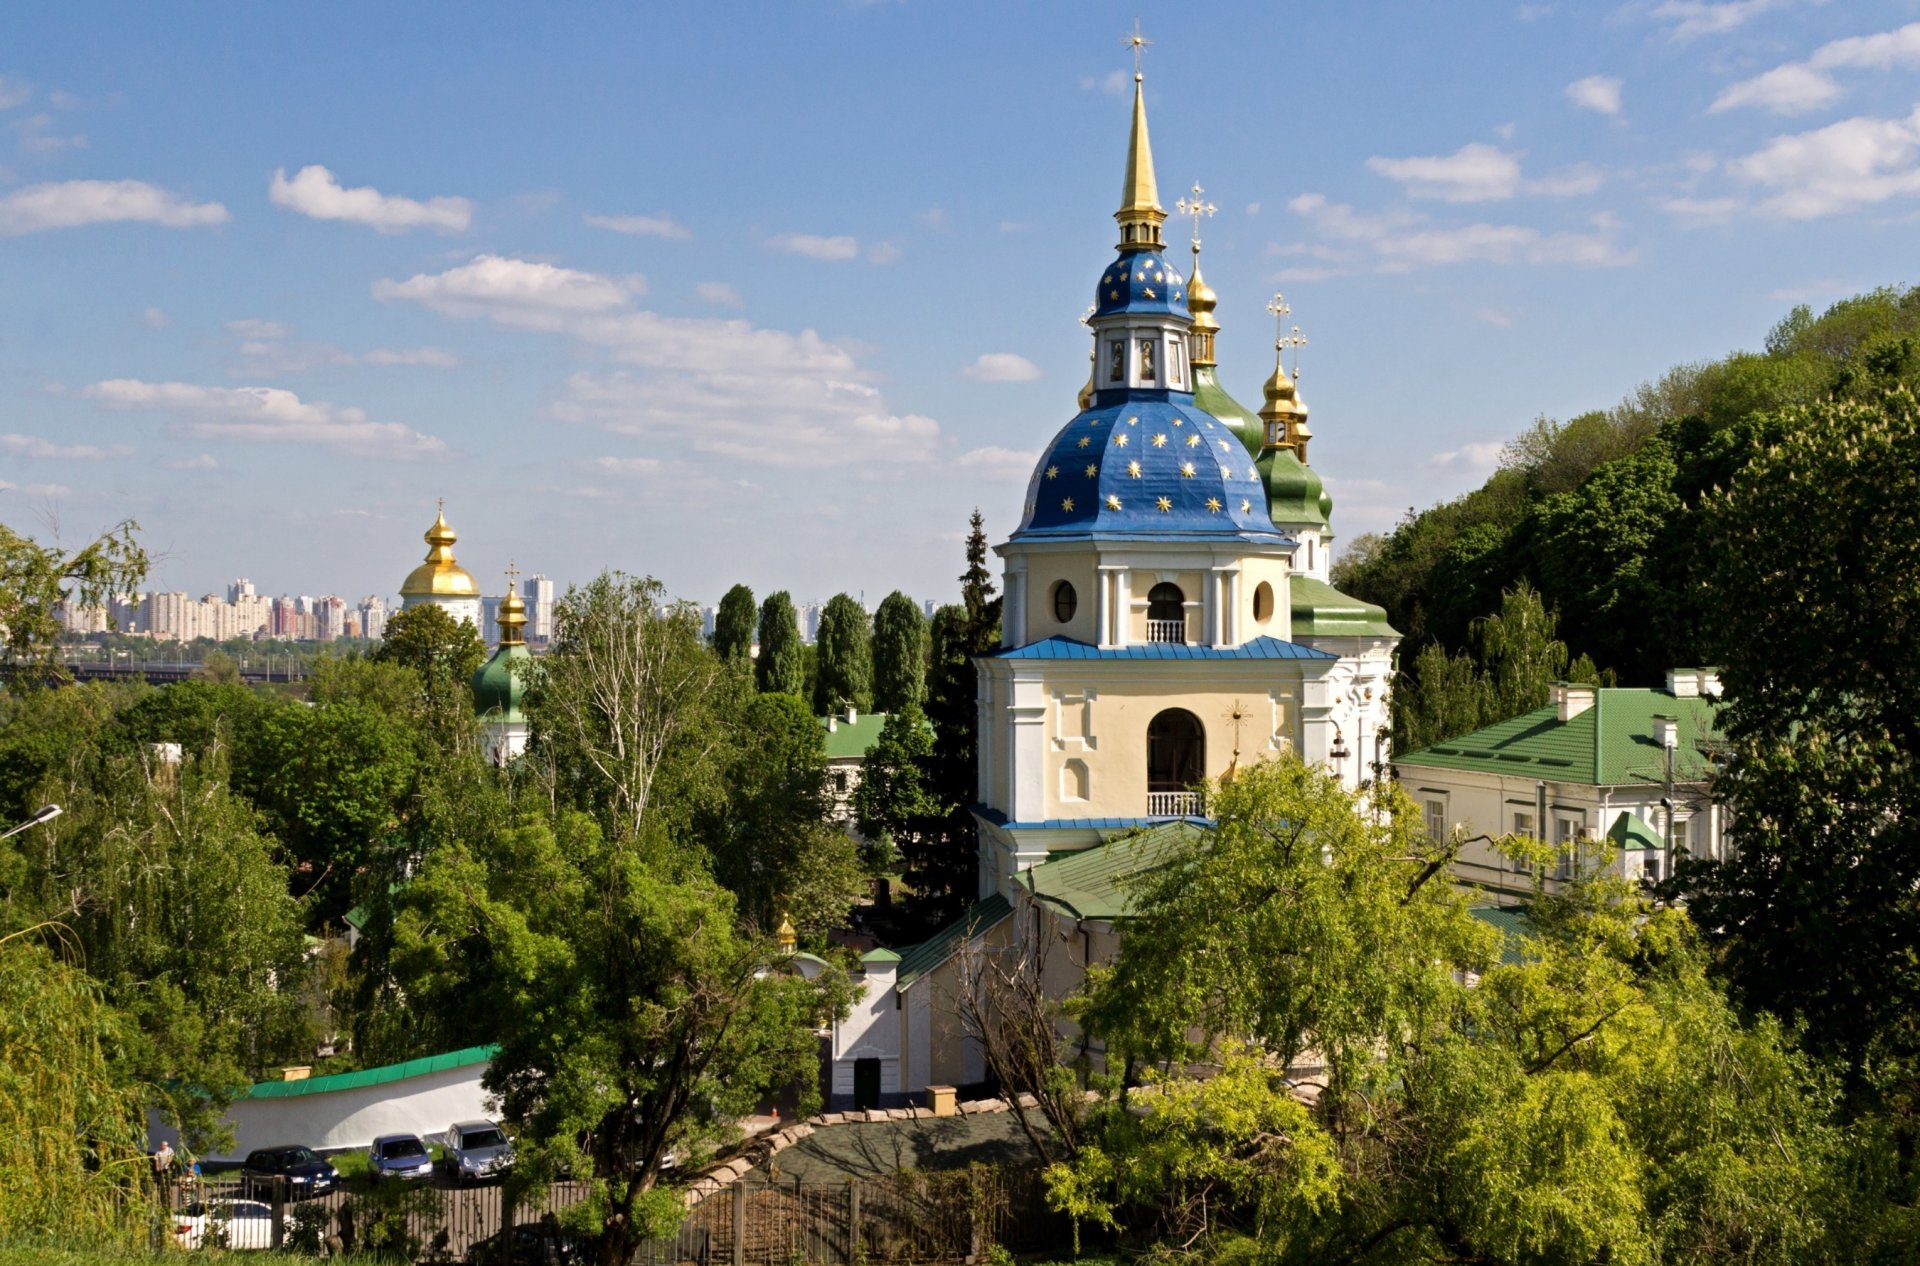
[902,918,1012,1092]
[1239,556,1293,642]
[1022,552,1099,646]
[1044,672,1300,819]
[1125,569,1206,643]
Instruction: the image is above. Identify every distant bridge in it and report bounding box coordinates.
[60,661,306,686]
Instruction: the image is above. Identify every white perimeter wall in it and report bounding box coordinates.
[148,1061,494,1162]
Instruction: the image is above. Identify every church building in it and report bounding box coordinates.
[398,502,482,629]
[822,63,1399,1107]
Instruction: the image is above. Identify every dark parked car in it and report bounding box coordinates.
[239,1145,340,1200]
[367,1132,434,1183]
[464,1220,576,1265]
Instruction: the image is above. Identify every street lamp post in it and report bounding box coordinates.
[1,805,62,841]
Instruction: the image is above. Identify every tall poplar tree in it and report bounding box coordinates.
[812,593,872,715]
[712,583,756,661]
[870,591,927,712]
[754,591,804,696]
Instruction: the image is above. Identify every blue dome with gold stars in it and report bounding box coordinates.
[1014,397,1290,541]
[1093,250,1190,320]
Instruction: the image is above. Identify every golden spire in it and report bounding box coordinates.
[424,498,457,563]
[1179,183,1219,365]
[775,913,797,952]
[1259,293,1310,457]
[497,561,527,647]
[1114,22,1166,254]
[400,500,481,599]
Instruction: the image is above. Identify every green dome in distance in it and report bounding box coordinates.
[472,580,530,723]
[1258,446,1328,529]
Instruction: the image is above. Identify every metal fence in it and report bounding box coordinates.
[166,1165,1059,1265]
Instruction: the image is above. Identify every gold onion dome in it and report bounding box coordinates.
[496,587,528,646]
[1186,256,1219,339]
[399,504,479,598]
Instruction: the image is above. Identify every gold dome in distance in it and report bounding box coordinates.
[399,503,480,598]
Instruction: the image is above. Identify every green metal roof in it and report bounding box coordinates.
[1258,447,1329,528]
[860,947,902,964]
[1397,688,1721,786]
[1289,575,1399,640]
[1607,813,1664,852]
[1191,365,1262,458]
[241,1045,496,1100]
[894,893,1012,990]
[819,711,891,760]
[1469,906,1532,967]
[1023,821,1205,922]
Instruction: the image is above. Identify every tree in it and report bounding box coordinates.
[909,512,1001,932]
[0,518,147,686]
[1686,388,1920,1093]
[712,583,756,661]
[870,591,927,712]
[1055,757,1858,1262]
[812,593,872,715]
[392,813,848,1266]
[1391,643,1485,753]
[754,591,804,697]
[370,602,486,729]
[852,703,940,873]
[706,692,865,931]
[1470,582,1572,722]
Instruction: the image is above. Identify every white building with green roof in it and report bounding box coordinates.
[1395,670,1729,900]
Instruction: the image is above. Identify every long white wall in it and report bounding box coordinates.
[148,1061,494,1161]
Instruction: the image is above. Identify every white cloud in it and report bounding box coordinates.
[592,456,665,476]
[1428,441,1507,472]
[0,480,73,498]
[1565,75,1623,116]
[961,353,1043,383]
[1652,0,1779,41]
[1729,106,1920,218]
[0,75,29,110]
[583,212,691,239]
[142,307,169,329]
[0,179,228,235]
[915,207,949,231]
[12,112,85,153]
[955,447,1037,479]
[373,254,637,316]
[696,281,743,308]
[268,164,471,233]
[1712,22,1920,115]
[866,240,902,265]
[1659,195,1744,224]
[81,379,447,460]
[1080,69,1129,96]
[768,232,860,261]
[167,453,219,470]
[1365,143,1602,202]
[1473,307,1517,328]
[1288,193,1633,271]
[229,318,289,340]
[376,254,943,470]
[362,346,460,367]
[0,433,132,459]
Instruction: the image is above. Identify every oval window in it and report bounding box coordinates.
[1052,581,1078,623]
[1253,581,1274,624]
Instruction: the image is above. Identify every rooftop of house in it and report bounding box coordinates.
[819,708,890,760]
[1021,820,1207,922]
[1396,673,1724,787]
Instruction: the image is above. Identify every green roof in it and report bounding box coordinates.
[1290,575,1399,639]
[1259,447,1329,528]
[1023,821,1205,921]
[241,1045,496,1100]
[1607,813,1664,852]
[860,947,902,964]
[1397,688,1722,786]
[894,893,1012,990]
[1191,365,1262,458]
[819,711,891,760]
[1469,906,1532,967]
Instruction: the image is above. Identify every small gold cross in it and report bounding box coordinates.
[1125,19,1151,76]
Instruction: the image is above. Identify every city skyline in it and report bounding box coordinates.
[6,3,1919,599]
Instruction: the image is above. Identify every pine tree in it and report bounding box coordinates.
[870,591,928,712]
[713,583,756,661]
[812,593,873,715]
[754,591,805,696]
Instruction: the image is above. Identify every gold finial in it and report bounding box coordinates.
[775,913,797,952]
[496,561,528,646]
[424,501,458,557]
[1175,181,1215,252]
[1114,25,1166,254]
[1078,303,1097,410]
[1266,291,1292,338]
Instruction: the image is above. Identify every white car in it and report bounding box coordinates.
[173,1198,274,1250]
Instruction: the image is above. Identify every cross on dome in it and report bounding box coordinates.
[1176,182,1215,250]
[1279,324,1308,380]
[1125,18,1151,77]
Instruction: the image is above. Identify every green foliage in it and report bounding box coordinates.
[1058,758,1862,1263]
[813,592,873,715]
[706,692,864,931]
[870,590,927,713]
[852,703,940,873]
[0,519,148,686]
[755,591,805,696]
[0,934,154,1249]
[369,603,486,744]
[713,582,756,661]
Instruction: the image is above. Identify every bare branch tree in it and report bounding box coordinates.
[954,907,1083,1166]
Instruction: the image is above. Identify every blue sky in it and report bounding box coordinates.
[3,1,1916,609]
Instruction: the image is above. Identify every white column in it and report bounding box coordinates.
[1114,569,1132,647]
[1095,567,1113,648]
[1226,570,1242,646]
[1201,571,1217,647]
[1008,673,1048,823]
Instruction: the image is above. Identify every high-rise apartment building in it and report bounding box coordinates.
[358,595,388,641]
[522,574,554,643]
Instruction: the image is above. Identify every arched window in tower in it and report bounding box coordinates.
[1138,338,1157,384]
[1146,582,1185,644]
[1108,341,1126,383]
[1147,708,1205,816]
[1253,580,1275,625]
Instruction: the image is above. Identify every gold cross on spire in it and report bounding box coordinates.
[1080,301,1097,327]
[1279,324,1308,380]
[436,495,445,515]
[1266,292,1293,356]
[1176,182,1216,250]
[503,559,521,591]
[1125,18,1151,78]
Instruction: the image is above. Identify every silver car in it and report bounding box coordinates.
[441,1120,514,1185]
